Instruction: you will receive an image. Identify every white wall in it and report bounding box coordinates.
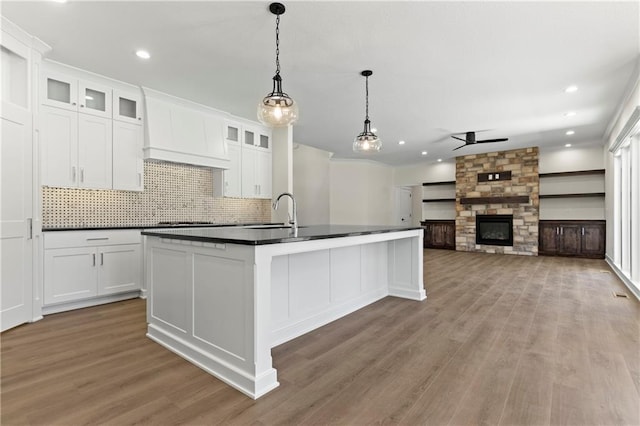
[538,144,605,173]
[329,160,394,225]
[393,161,456,186]
[292,143,330,225]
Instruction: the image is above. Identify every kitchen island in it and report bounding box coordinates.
[142,225,426,398]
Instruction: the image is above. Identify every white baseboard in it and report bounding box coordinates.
[42,291,142,315]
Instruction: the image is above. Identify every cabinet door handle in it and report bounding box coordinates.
[556,227,559,235]
[582,227,585,236]
[92,253,96,266]
[138,117,142,121]
[72,102,77,106]
[100,253,104,266]
[560,227,563,235]
[80,104,85,108]
[72,166,76,182]
[138,172,142,187]
[80,168,84,183]
[27,218,33,240]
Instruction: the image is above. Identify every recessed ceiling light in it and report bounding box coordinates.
[565,143,572,147]
[398,140,405,145]
[564,111,576,117]
[135,50,151,59]
[565,130,575,136]
[437,158,442,162]
[421,151,427,156]
[565,85,578,93]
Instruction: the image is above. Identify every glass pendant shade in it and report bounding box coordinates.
[353,119,382,152]
[257,76,298,127]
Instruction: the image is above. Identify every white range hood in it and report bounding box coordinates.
[143,87,231,169]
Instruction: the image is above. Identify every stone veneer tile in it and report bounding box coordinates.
[42,160,271,228]
[455,147,539,256]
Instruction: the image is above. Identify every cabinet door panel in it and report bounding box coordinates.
[41,106,78,187]
[224,144,242,198]
[78,114,112,189]
[581,224,605,258]
[558,225,581,256]
[44,247,98,304]
[113,89,142,125]
[99,245,141,295]
[78,80,112,118]
[113,120,143,191]
[43,72,77,111]
[539,223,559,255]
[256,149,272,198]
[241,148,257,198]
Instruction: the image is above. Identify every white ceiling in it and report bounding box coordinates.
[2,1,639,166]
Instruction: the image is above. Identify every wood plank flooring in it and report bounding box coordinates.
[2,250,639,425]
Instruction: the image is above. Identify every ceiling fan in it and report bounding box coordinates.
[451,131,508,151]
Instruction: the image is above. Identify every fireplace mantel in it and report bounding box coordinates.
[459,196,529,205]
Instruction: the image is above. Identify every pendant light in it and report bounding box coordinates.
[257,2,299,127]
[353,70,381,152]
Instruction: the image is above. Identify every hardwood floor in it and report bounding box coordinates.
[2,250,639,425]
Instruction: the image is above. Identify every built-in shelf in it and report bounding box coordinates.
[539,193,605,199]
[539,169,605,178]
[459,196,529,205]
[422,198,456,203]
[422,181,456,186]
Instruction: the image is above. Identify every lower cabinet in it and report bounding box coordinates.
[421,220,456,250]
[44,230,142,308]
[539,220,605,258]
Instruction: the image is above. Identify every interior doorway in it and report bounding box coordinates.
[394,186,413,226]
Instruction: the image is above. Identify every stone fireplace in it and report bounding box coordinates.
[455,147,539,255]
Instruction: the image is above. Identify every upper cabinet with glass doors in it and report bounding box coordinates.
[113,89,143,125]
[43,71,112,119]
[243,125,271,151]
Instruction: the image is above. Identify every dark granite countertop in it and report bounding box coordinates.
[141,224,423,246]
[42,223,275,232]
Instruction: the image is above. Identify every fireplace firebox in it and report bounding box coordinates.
[476,215,513,246]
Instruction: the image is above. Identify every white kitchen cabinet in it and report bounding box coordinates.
[113,120,144,191]
[78,113,113,189]
[223,143,242,198]
[243,125,271,151]
[241,146,272,199]
[41,105,112,189]
[43,230,142,309]
[113,89,143,125]
[44,246,98,304]
[43,71,112,119]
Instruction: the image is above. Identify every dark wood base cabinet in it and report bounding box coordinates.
[421,220,456,250]
[539,220,605,258]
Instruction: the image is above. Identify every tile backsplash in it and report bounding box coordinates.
[42,161,271,228]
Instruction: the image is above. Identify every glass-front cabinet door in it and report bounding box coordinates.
[78,80,111,118]
[43,72,78,111]
[113,89,143,125]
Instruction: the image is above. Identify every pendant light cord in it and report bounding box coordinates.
[365,74,369,121]
[275,14,281,76]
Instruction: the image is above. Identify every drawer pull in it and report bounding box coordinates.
[86,237,109,241]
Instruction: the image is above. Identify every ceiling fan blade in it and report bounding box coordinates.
[477,138,508,143]
[452,144,467,151]
[451,135,466,142]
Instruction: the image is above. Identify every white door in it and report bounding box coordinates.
[394,186,413,225]
[1,31,33,331]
